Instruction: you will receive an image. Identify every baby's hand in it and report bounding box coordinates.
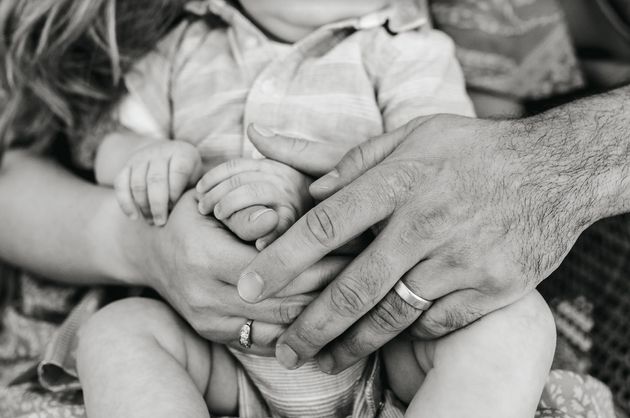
[196,158,313,249]
[115,140,202,226]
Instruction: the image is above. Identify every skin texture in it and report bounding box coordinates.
[239,0,390,42]
[0,151,350,355]
[237,85,630,372]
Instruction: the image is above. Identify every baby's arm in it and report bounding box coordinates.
[196,158,313,249]
[384,291,555,418]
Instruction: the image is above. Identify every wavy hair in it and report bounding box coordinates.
[0,0,186,161]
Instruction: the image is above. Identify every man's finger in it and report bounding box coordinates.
[310,117,431,200]
[271,218,437,369]
[315,260,462,373]
[247,124,347,176]
[238,168,397,304]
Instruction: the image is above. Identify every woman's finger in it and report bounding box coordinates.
[196,159,263,193]
[310,117,433,200]
[129,161,152,221]
[113,166,139,219]
[197,171,278,215]
[214,183,282,220]
[274,256,352,297]
[247,124,348,177]
[216,284,315,324]
[221,319,287,357]
[146,160,170,226]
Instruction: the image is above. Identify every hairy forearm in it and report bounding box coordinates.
[499,85,630,275]
[0,150,146,285]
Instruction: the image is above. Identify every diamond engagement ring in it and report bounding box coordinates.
[239,319,253,349]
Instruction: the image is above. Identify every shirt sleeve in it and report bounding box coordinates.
[371,28,476,132]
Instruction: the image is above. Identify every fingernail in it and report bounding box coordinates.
[276,344,299,369]
[197,202,207,215]
[250,208,274,222]
[312,169,339,190]
[213,204,224,220]
[317,352,336,374]
[252,124,275,137]
[238,271,264,302]
[255,239,267,251]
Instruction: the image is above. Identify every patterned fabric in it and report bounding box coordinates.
[0,1,611,417]
[431,0,584,99]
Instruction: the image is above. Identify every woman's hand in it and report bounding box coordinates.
[134,191,350,355]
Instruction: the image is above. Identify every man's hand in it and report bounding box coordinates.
[238,104,627,371]
[139,191,350,355]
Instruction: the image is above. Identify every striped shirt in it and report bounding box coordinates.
[118,0,474,416]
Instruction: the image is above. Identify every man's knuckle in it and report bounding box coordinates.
[305,205,338,247]
[337,333,366,359]
[370,296,414,333]
[329,277,371,317]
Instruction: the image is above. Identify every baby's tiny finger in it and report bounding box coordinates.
[129,162,151,221]
[147,161,170,226]
[113,167,139,220]
[197,171,276,215]
[214,183,280,220]
[169,154,196,202]
[196,159,262,194]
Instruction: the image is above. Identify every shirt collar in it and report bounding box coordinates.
[185,0,429,34]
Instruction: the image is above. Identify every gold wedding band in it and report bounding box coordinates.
[393,281,433,311]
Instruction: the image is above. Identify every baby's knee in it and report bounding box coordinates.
[77,298,187,363]
[506,291,556,352]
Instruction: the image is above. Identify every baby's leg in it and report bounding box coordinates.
[384,291,555,418]
[76,298,238,418]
